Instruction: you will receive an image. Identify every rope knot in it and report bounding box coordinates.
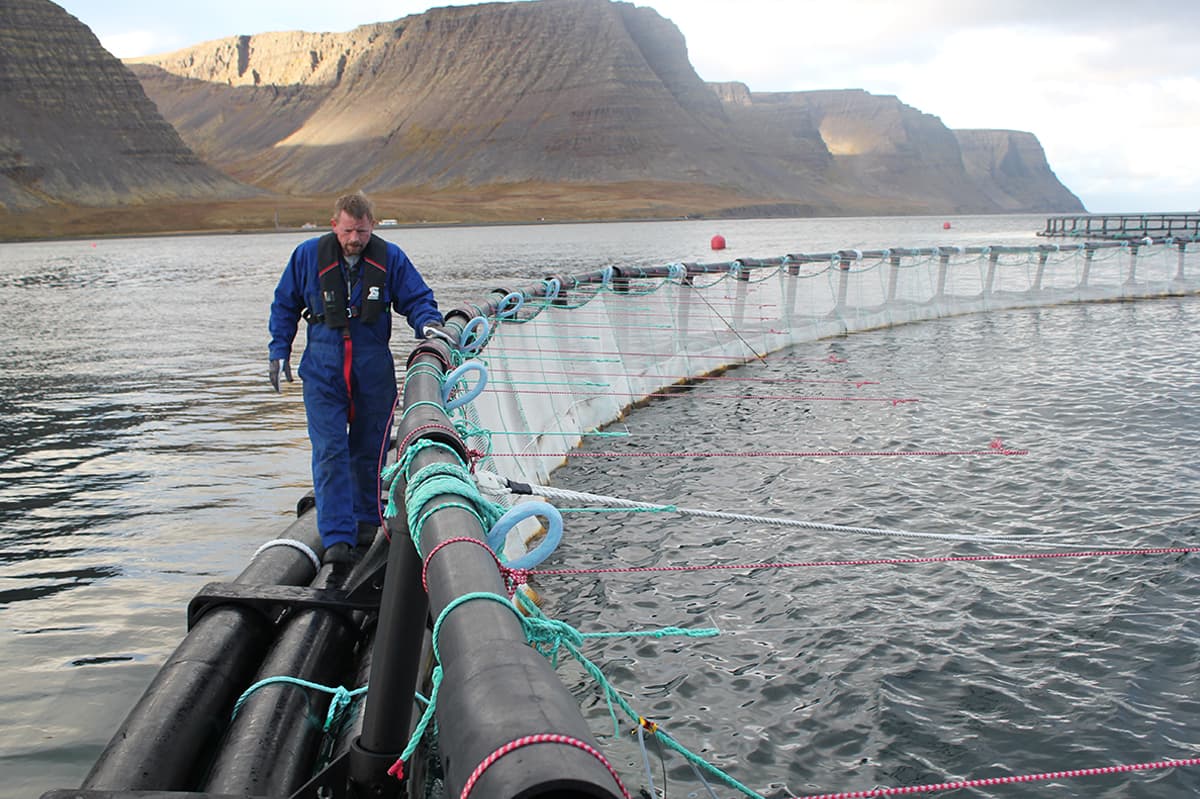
[524,615,585,665]
[466,448,486,471]
[501,566,531,594]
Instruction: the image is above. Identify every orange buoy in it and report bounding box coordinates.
[942,221,952,230]
[711,234,726,250]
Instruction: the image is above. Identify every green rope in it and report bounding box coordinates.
[231,675,368,736]
[396,664,443,769]
[389,572,753,798]
[395,592,522,770]
[490,378,612,388]
[452,419,495,457]
[580,626,715,641]
[401,399,445,419]
[507,592,760,799]
[381,440,505,556]
[404,363,445,383]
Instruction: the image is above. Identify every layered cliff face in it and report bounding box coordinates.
[116,0,852,208]
[955,129,1084,212]
[126,0,1082,214]
[131,0,839,199]
[0,0,253,211]
[14,0,1082,218]
[709,85,1084,214]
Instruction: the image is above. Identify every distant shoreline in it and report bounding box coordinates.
[0,183,1088,244]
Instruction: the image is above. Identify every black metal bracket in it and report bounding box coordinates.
[186,579,383,630]
[40,793,250,799]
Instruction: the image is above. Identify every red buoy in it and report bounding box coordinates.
[942,221,952,230]
[711,234,726,250]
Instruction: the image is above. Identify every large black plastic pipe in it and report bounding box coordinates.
[347,473,430,796]
[397,343,623,799]
[82,510,323,791]
[202,562,359,796]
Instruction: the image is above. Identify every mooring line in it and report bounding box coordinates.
[790,756,1200,799]
[493,445,1029,458]
[472,345,783,361]
[480,387,917,403]
[483,366,881,388]
[482,475,1032,546]
[529,548,1200,579]
[532,544,1200,575]
[712,607,1199,637]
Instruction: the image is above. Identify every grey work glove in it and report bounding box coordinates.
[269,358,293,392]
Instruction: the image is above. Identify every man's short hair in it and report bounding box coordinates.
[333,192,375,222]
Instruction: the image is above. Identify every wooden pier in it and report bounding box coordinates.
[1040,213,1200,240]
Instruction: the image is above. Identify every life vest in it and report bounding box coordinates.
[311,232,388,326]
[308,233,390,422]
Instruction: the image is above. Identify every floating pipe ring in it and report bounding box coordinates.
[486,501,564,570]
[497,292,524,318]
[442,361,488,412]
[460,315,490,353]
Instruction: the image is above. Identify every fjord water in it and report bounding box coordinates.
[0,215,1196,797]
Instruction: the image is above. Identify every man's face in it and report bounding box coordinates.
[332,211,373,256]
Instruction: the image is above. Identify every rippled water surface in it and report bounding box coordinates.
[1,215,1197,798]
[547,297,1200,798]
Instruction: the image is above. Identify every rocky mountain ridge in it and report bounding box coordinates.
[0,0,253,213]
[3,0,1084,228]
[126,0,1083,215]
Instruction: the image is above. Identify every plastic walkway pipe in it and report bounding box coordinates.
[396,338,624,799]
[82,510,324,791]
[202,564,359,796]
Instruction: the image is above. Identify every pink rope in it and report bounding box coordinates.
[421,537,529,597]
[491,365,879,388]
[459,733,631,799]
[493,447,1026,458]
[794,756,1200,798]
[464,345,804,361]
[421,536,500,593]
[397,422,460,454]
[532,548,1200,578]
[478,387,917,403]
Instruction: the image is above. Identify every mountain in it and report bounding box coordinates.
[124,0,1083,216]
[126,0,817,197]
[0,0,254,213]
[954,129,1084,212]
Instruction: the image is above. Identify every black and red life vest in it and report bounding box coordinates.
[311,232,389,327]
[307,232,390,421]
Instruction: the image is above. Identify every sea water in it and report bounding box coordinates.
[0,215,1196,797]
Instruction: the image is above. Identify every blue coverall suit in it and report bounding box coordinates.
[268,232,442,549]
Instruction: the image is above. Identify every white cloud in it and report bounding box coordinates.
[98,30,180,59]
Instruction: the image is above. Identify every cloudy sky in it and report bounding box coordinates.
[57,0,1200,213]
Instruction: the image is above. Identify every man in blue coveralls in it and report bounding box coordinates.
[268,192,444,565]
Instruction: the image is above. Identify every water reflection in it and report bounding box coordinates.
[0,565,122,607]
[6,218,1197,798]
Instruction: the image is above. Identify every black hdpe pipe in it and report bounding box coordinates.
[346,417,435,796]
[82,508,324,791]
[202,560,360,796]
[395,339,624,799]
[343,338,461,796]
